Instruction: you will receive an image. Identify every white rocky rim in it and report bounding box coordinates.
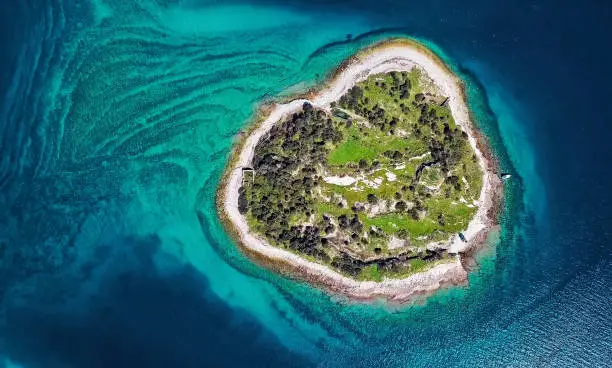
[221,42,499,303]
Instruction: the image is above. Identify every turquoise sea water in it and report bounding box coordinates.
[1,0,610,367]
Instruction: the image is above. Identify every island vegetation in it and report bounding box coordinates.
[237,68,484,281]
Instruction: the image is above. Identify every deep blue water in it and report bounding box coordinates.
[0,0,611,367]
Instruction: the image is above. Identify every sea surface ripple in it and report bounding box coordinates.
[0,0,610,367]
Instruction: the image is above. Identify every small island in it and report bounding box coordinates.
[218,39,502,303]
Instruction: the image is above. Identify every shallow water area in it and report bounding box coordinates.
[0,0,610,367]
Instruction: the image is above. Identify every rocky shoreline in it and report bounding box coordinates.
[216,38,503,304]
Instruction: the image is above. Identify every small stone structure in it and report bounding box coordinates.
[241,167,255,184]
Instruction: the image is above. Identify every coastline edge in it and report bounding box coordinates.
[215,37,503,305]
